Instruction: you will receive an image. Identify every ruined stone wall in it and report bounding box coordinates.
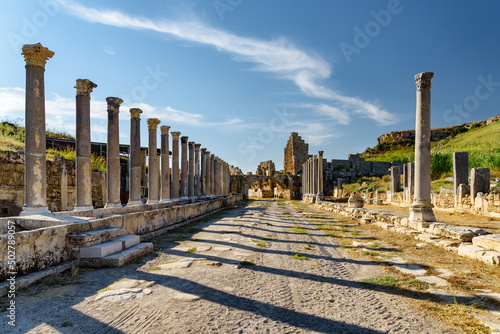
[0,151,105,215]
[283,132,309,175]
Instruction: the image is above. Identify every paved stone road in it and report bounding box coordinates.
[1,200,454,333]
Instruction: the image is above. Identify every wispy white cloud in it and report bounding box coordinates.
[102,45,116,55]
[290,103,351,125]
[57,0,398,126]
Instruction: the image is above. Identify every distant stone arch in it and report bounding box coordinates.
[230,174,301,200]
[256,160,275,176]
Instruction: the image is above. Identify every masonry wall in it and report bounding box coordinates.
[283,132,309,175]
[0,151,106,216]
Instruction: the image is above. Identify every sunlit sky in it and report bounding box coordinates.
[2,0,500,172]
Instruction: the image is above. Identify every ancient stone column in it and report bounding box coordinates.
[160,126,171,202]
[20,43,54,215]
[214,157,220,195]
[225,162,230,195]
[318,151,324,198]
[74,79,97,211]
[209,154,215,196]
[128,108,143,206]
[171,132,181,199]
[453,152,469,205]
[195,144,201,197]
[206,151,211,196]
[105,97,123,208]
[408,163,415,198]
[410,72,436,222]
[312,155,318,197]
[188,141,195,199]
[200,148,207,196]
[146,118,160,204]
[391,166,401,194]
[305,160,309,195]
[180,136,189,199]
[471,168,490,205]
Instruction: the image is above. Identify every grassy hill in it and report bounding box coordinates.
[361,118,500,179]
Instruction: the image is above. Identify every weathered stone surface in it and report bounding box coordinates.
[174,293,201,302]
[458,243,486,260]
[160,261,193,270]
[453,152,469,201]
[433,224,486,242]
[391,166,401,194]
[472,235,500,253]
[284,132,309,175]
[416,276,448,287]
[347,194,364,208]
[471,167,490,203]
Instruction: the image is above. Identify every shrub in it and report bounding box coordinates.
[450,126,468,137]
[430,152,453,180]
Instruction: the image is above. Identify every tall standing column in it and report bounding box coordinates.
[206,151,212,196]
[160,126,171,202]
[171,132,181,200]
[318,151,324,199]
[147,118,161,204]
[210,154,215,196]
[410,72,437,222]
[312,155,318,197]
[213,157,219,195]
[180,136,189,199]
[200,148,207,196]
[128,108,143,206]
[188,141,195,199]
[302,163,305,195]
[309,159,313,195]
[195,144,201,197]
[20,43,54,216]
[74,79,97,211]
[105,97,123,208]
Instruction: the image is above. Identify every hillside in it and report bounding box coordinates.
[360,114,500,179]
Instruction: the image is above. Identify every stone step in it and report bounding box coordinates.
[79,235,140,259]
[80,242,153,267]
[68,227,128,247]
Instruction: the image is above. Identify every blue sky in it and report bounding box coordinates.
[1,0,500,173]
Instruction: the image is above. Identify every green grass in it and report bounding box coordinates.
[363,251,380,257]
[351,231,359,236]
[160,261,172,265]
[186,248,197,253]
[240,261,255,266]
[304,244,312,250]
[290,226,309,234]
[256,242,267,247]
[146,266,161,271]
[291,253,309,260]
[360,276,397,287]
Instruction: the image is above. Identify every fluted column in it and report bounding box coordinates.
[200,148,207,196]
[160,126,171,202]
[128,108,143,206]
[195,144,201,197]
[206,151,211,196]
[74,79,97,211]
[105,97,123,208]
[410,72,437,222]
[147,118,160,204]
[171,132,181,200]
[20,43,54,216]
[180,136,189,199]
[318,151,324,198]
[210,154,215,196]
[188,141,195,198]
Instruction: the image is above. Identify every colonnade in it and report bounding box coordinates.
[301,151,324,201]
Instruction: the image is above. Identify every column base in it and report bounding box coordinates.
[105,203,122,209]
[147,200,159,205]
[180,197,190,200]
[409,201,436,222]
[20,206,52,216]
[159,199,172,203]
[127,200,143,206]
[74,206,94,211]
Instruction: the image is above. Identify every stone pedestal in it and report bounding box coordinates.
[410,72,436,222]
[147,118,161,204]
[180,136,189,199]
[318,151,324,199]
[188,142,195,199]
[200,148,207,196]
[160,126,171,202]
[128,108,143,206]
[195,144,201,197]
[20,43,54,216]
[453,152,469,205]
[171,132,181,199]
[391,166,401,194]
[74,79,97,211]
[471,167,490,204]
[105,97,123,208]
[348,194,364,208]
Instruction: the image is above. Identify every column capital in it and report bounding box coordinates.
[147,118,161,129]
[313,155,317,159]
[181,136,188,144]
[195,143,201,150]
[160,125,170,135]
[201,148,207,153]
[75,79,97,96]
[210,154,215,159]
[171,131,181,140]
[21,43,54,69]
[318,151,324,157]
[130,108,143,119]
[206,151,211,155]
[414,72,434,90]
[188,141,195,149]
[106,97,123,112]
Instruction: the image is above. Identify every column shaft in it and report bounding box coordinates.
[160,126,171,202]
[171,132,181,199]
[318,151,324,198]
[200,148,206,196]
[147,118,160,204]
[195,144,201,197]
[180,136,189,199]
[188,141,195,198]
[210,155,215,195]
[128,108,143,205]
[105,97,123,208]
